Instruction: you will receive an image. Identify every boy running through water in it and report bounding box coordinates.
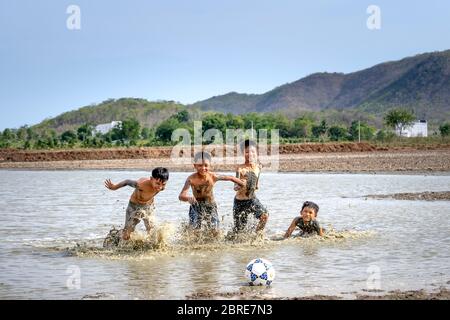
[104,167,169,240]
[179,151,245,232]
[232,139,269,233]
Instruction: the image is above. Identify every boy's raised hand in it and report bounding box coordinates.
[104,179,117,190]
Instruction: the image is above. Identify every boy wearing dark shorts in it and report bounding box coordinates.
[179,151,244,233]
[232,139,269,233]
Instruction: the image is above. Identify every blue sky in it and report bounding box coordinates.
[0,0,449,130]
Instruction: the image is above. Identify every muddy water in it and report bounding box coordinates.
[0,170,449,299]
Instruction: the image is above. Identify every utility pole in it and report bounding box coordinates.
[358,120,361,143]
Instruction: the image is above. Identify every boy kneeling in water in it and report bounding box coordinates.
[104,167,169,240]
[284,201,324,238]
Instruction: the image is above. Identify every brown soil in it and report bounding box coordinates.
[186,287,450,300]
[1,143,450,172]
[366,191,450,201]
[2,142,449,163]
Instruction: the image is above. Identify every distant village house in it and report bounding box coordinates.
[396,120,428,137]
[92,121,121,135]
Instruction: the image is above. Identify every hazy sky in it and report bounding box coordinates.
[1,0,449,130]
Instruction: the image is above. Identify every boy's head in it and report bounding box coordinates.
[240,139,258,163]
[150,167,169,191]
[300,201,319,222]
[193,151,212,176]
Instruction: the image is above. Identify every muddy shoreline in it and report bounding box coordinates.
[186,287,450,300]
[1,149,450,173]
[366,191,450,201]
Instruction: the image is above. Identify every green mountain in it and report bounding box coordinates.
[32,50,450,133]
[33,98,185,133]
[191,50,450,121]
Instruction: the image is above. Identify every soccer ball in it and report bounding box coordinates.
[245,258,275,286]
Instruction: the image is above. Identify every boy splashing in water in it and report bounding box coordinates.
[179,151,244,234]
[105,167,169,240]
[232,139,269,234]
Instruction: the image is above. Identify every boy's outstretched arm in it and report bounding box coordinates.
[104,179,137,191]
[178,178,196,204]
[318,227,324,237]
[284,218,299,239]
[233,169,242,191]
[214,174,245,187]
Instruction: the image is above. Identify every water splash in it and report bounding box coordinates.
[62,223,376,260]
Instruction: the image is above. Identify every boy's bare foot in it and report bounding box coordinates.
[122,229,131,240]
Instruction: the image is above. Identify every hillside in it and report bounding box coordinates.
[33,98,186,133]
[191,50,450,121]
[30,50,450,133]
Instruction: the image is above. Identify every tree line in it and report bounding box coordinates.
[1,108,449,149]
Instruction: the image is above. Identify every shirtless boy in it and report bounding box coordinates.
[233,139,269,233]
[104,167,169,240]
[179,151,244,232]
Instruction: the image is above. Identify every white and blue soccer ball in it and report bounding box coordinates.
[245,258,275,286]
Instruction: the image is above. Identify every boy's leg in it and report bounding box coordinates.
[256,213,268,232]
[123,202,140,240]
[253,198,269,232]
[189,204,201,229]
[142,203,156,235]
[207,202,220,237]
[143,217,155,235]
[233,198,249,233]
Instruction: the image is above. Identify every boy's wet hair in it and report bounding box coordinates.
[152,167,169,182]
[301,201,319,215]
[193,151,212,164]
[240,139,257,151]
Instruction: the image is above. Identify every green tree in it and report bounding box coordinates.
[384,109,415,136]
[121,118,141,141]
[348,121,376,141]
[242,113,262,130]
[292,117,314,138]
[26,127,37,141]
[202,113,227,134]
[141,127,152,139]
[262,114,292,138]
[77,124,93,141]
[155,117,182,142]
[2,128,15,140]
[312,120,328,140]
[174,110,190,123]
[439,123,450,137]
[61,130,78,144]
[328,126,348,141]
[225,113,244,129]
[16,126,28,140]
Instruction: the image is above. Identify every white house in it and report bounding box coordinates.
[92,121,122,135]
[396,120,428,137]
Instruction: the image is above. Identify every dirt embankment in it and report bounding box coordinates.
[0,142,448,163]
[366,191,450,201]
[186,287,450,300]
[1,143,450,172]
[0,147,172,162]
